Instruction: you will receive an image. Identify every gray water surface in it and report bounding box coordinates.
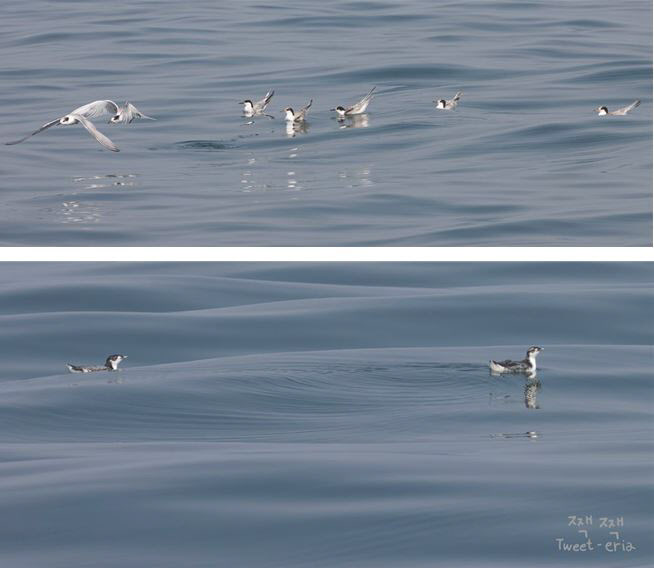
[0,262,652,567]
[1,1,651,246]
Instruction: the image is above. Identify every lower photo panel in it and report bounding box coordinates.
[0,262,652,567]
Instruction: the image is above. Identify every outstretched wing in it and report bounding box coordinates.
[122,102,155,123]
[71,100,119,119]
[348,86,376,114]
[256,90,274,110]
[5,118,60,145]
[452,91,463,102]
[296,99,313,121]
[617,99,640,115]
[74,115,120,152]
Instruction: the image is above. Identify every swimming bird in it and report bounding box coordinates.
[331,87,376,118]
[434,91,463,110]
[595,100,640,116]
[284,99,313,123]
[240,90,275,116]
[67,354,127,373]
[489,346,543,374]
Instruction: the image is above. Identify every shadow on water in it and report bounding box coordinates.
[172,140,233,151]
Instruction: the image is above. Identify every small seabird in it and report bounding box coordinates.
[284,99,313,123]
[67,354,127,373]
[58,100,153,124]
[595,100,640,116]
[5,100,153,151]
[489,346,543,374]
[6,102,119,151]
[240,90,275,116]
[434,91,463,110]
[111,102,155,124]
[331,87,376,118]
[64,100,153,124]
[493,431,539,439]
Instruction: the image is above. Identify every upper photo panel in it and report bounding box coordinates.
[1,0,651,247]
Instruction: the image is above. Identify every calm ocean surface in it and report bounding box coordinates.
[1,0,651,246]
[0,262,652,567]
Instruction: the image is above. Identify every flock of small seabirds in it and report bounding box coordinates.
[67,347,543,377]
[4,88,642,152]
[3,92,629,379]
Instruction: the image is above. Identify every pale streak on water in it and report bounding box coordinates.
[0,262,652,567]
[0,0,651,245]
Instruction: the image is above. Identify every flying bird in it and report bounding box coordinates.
[111,101,155,124]
[5,100,154,151]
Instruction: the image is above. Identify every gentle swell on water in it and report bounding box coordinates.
[0,1,651,245]
[0,263,652,567]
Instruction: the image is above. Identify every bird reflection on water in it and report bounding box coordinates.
[285,121,309,138]
[60,174,136,224]
[488,372,542,410]
[338,114,370,129]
